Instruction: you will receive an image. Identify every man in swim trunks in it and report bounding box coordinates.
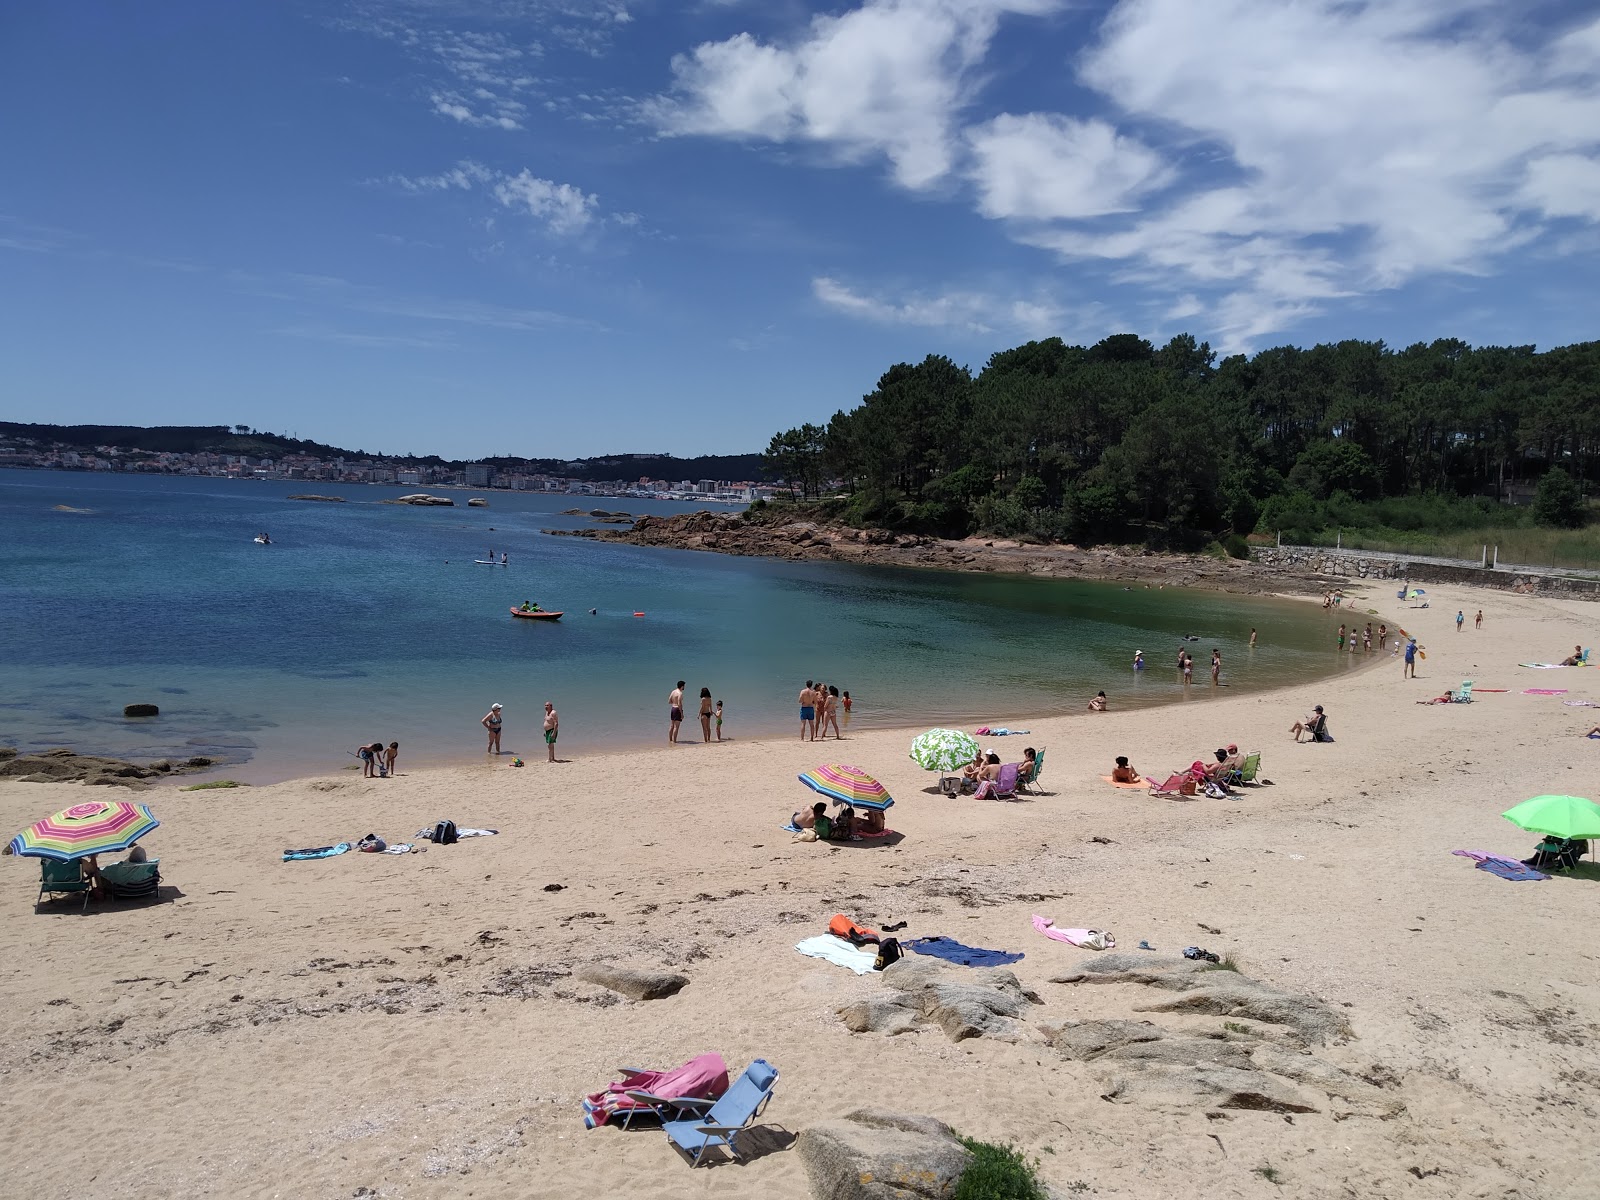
[543,701,558,762]
[799,681,816,740]
[668,682,684,743]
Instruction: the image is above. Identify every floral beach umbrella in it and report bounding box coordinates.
[798,764,894,811]
[6,800,160,862]
[1502,794,1600,841]
[910,728,979,772]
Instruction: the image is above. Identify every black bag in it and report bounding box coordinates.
[873,938,902,971]
[433,819,459,845]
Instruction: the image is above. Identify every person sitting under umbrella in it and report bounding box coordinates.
[1523,836,1588,870]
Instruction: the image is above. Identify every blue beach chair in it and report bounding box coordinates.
[38,859,92,910]
[662,1058,779,1166]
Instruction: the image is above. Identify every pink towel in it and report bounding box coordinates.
[1523,688,1568,695]
[583,1052,728,1129]
[1032,915,1114,949]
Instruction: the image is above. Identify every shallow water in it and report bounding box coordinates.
[0,471,1365,780]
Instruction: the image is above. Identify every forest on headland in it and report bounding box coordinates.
[762,334,1600,560]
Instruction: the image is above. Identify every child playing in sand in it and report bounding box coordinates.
[385,742,398,776]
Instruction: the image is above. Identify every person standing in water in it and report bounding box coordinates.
[1248,628,1257,649]
[1211,649,1222,685]
[668,682,684,743]
[824,685,844,739]
[482,703,503,754]
[798,681,816,740]
[1134,650,1145,671]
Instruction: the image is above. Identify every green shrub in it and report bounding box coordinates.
[1223,533,1251,559]
[956,1138,1048,1200]
[181,779,246,791]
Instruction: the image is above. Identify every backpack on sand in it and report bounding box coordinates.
[873,938,902,971]
[433,819,459,845]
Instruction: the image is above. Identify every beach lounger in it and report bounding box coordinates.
[1229,752,1262,785]
[37,859,91,910]
[1017,748,1046,794]
[662,1058,779,1166]
[1148,773,1196,798]
[99,859,161,901]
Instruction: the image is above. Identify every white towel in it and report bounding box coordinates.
[794,935,878,975]
[457,828,499,838]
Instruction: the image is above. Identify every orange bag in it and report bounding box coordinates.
[828,914,880,945]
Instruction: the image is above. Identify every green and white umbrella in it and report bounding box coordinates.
[910,728,980,772]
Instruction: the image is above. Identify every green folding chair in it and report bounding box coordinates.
[38,859,92,910]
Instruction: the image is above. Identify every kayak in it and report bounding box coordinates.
[474,560,508,566]
[510,607,563,620]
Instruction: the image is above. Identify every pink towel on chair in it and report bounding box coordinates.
[583,1052,728,1129]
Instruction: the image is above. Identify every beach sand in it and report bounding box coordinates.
[2,582,1597,1200]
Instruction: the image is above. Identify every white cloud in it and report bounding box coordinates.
[1522,153,1600,222]
[647,0,1063,189]
[431,90,524,129]
[812,275,1083,339]
[491,170,598,234]
[966,112,1169,220]
[386,160,605,237]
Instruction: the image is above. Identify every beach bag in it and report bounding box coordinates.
[433,819,459,846]
[873,937,902,971]
[1203,781,1228,799]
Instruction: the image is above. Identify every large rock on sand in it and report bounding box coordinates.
[839,957,1043,1043]
[123,703,160,717]
[797,1109,971,1200]
[577,965,689,1001]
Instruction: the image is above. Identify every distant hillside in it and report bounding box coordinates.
[0,422,362,460]
[0,422,767,479]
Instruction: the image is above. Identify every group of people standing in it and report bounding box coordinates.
[1336,621,1389,653]
[668,682,724,744]
[480,701,560,762]
[1173,647,1224,685]
[799,680,849,740]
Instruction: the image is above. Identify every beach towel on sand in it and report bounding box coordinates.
[583,1052,729,1130]
[1032,915,1115,949]
[283,843,351,861]
[1522,689,1568,696]
[1100,775,1147,790]
[1452,849,1548,881]
[794,935,879,974]
[905,936,1023,967]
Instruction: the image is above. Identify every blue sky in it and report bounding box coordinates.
[3,1,1598,459]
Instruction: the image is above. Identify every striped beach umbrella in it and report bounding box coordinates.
[798,764,894,811]
[909,728,979,772]
[7,800,160,862]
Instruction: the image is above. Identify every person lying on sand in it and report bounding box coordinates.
[793,801,827,830]
[1111,755,1141,784]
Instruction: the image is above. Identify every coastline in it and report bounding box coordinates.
[3,580,1598,1199]
[553,508,1337,595]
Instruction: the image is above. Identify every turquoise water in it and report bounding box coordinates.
[0,471,1359,780]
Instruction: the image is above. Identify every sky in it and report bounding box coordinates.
[2,1,1598,459]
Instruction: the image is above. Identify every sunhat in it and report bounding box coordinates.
[491,702,503,709]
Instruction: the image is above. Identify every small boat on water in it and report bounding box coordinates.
[510,607,563,621]
[474,559,507,566]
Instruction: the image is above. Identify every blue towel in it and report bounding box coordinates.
[283,842,351,861]
[906,936,1023,967]
[1476,858,1547,882]
[782,822,802,833]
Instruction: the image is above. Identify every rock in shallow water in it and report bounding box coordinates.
[123,703,160,718]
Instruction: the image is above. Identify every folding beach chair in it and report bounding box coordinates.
[37,859,91,910]
[1148,773,1196,798]
[1018,748,1046,795]
[663,1058,779,1166]
[1231,752,1262,784]
[99,860,161,902]
[990,762,1020,801]
[1451,680,1474,703]
[584,1053,729,1130]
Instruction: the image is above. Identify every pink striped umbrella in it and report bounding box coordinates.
[7,801,160,862]
[797,764,893,811]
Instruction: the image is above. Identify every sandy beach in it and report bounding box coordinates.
[3,581,1598,1200]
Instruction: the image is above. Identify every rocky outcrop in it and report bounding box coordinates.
[1051,953,1351,1046]
[576,965,689,1001]
[550,510,1322,594]
[390,493,455,506]
[797,1109,972,1200]
[0,748,211,788]
[123,703,160,718]
[287,494,346,502]
[838,957,1043,1043]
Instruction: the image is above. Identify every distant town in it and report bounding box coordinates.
[0,427,774,504]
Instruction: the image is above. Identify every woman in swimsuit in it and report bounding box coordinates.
[482,703,503,755]
[824,685,843,739]
[698,687,714,743]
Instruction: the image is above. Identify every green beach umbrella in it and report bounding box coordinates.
[910,728,980,772]
[1501,795,1600,840]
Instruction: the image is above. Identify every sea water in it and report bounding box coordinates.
[0,471,1359,780]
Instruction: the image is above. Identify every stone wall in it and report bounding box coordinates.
[1251,547,1600,600]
